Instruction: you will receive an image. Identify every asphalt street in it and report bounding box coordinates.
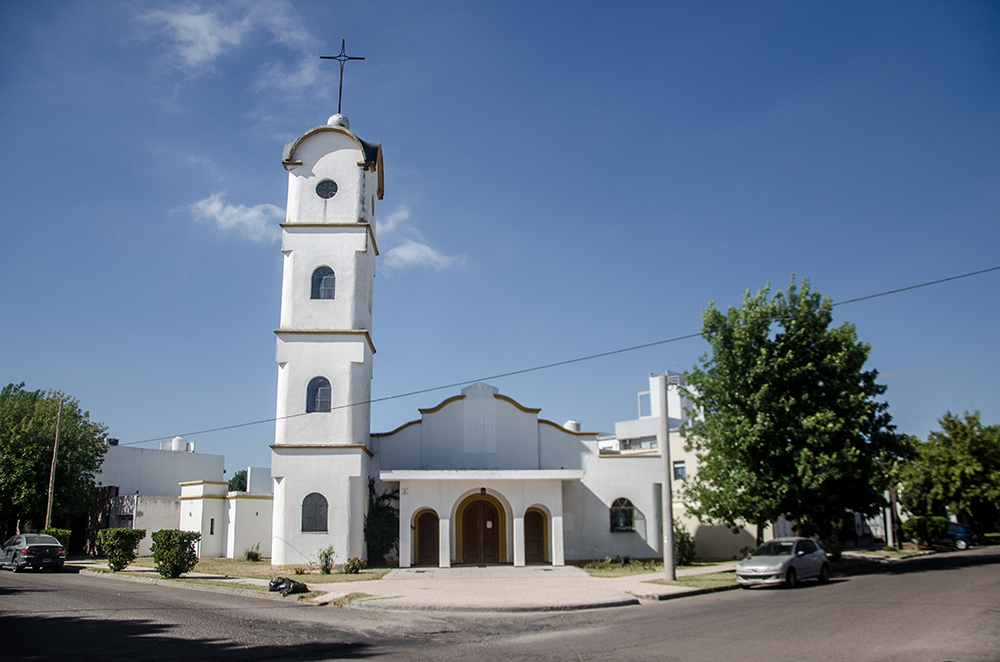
[1,547,998,661]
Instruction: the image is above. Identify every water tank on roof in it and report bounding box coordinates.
[564,420,581,432]
[171,436,187,452]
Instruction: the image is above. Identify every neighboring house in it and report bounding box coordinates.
[97,440,272,558]
[97,438,225,555]
[179,467,273,559]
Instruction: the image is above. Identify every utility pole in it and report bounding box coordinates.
[658,373,676,581]
[44,399,63,530]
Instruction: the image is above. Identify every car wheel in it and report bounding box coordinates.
[784,568,797,589]
[955,538,969,550]
[818,564,830,584]
[11,556,22,573]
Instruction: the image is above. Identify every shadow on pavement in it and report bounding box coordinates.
[0,613,374,661]
[838,548,1000,578]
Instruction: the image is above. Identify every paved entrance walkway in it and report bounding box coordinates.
[384,565,587,580]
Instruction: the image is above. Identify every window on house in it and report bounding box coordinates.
[610,498,635,532]
[302,493,328,532]
[210,518,215,535]
[311,267,336,299]
[306,377,331,413]
[673,461,687,481]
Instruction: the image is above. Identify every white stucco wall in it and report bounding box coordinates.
[98,446,224,497]
[132,496,181,557]
[274,335,373,446]
[226,494,273,559]
[284,130,376,230]
[179,481,228,558]
[270,447,368,567]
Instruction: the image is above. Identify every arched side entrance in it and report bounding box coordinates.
[413,509,439,566]
[455,493,507,564]
[524,507,548,564]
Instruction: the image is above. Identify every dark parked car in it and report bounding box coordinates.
[942,522,973,550]
[0,534,66,572]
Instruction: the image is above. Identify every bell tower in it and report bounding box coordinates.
[270,112,383,567]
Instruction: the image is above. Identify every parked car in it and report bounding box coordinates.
[942,522,973,550]
[736,537,830,588]
[0,534,66,572]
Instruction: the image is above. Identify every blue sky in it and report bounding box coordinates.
[2,1,998,476]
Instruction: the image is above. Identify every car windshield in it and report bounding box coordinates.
[23,535,60,545]
[751,541,795,557]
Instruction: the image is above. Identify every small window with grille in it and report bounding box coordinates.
[610,498,635,532]
[311,266,336,299]
[306,377,331,413]
[301,493,328,532]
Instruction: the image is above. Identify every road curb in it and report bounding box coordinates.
[347,596,642,613]
[77,568,298,602]
[647,583,742,601]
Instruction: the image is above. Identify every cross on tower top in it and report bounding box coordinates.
[320,39,365,115]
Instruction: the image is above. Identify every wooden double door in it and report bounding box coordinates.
[462,499,500,564]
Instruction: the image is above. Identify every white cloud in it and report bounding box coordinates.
[379,205,410,234]
[190,192,282,243]
[140,0,322,92]
[383,239,464,272]
[142,6,250,70]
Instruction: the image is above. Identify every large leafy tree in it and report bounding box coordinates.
[682,278,906,547]
[0,383,108,537]
[901,411,1000,533]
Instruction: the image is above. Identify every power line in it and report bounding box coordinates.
[122,265,1000,446]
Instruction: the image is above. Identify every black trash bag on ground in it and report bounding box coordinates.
[269,576,308,597]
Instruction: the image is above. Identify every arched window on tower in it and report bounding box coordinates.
[311,266,336,299]
[306,377,331,413]
[301,493,328,532]
[610,498,635,532]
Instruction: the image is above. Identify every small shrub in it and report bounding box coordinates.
[674,521,697,566]
[344,557,366,574]
[584,556,615,570]
[244,542,261,562]
[318,545,336,574]
[150,529,200,578]
[293,566,306,575]
[97,528,147,572]
[902,516,949,546]
[41,528,71,549]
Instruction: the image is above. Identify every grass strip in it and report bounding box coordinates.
[125,557,390,582]
[644,571,737,589]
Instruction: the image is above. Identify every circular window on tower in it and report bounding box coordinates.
[315,179,338,199]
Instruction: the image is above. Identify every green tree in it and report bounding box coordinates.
[228,469,247,492]
[901,411,1000,533]
[682,278,906,548]
[0,383,108,538]
[364,478,399,566]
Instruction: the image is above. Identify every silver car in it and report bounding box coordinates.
[736,537,830,588]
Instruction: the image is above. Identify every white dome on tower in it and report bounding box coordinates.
[327,113,350,129]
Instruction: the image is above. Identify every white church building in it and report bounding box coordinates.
[267,111,754,569]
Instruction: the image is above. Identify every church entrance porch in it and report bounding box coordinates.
[384,470,580,568]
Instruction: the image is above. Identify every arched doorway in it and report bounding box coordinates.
[524,508,547,564]
[415,510,439,566]
[461,499,500,564]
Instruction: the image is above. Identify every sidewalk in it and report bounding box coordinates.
[330,562,740,613]
[73,558,739,613]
